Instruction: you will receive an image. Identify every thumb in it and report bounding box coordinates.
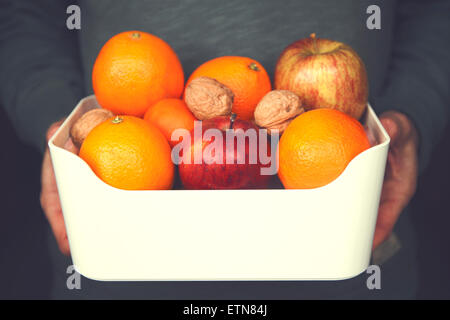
[46,120,65,142]
[380,117,399,143]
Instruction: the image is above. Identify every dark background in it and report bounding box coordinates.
[0,103,449,299]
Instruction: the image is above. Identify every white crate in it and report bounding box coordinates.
[49,95,389,281]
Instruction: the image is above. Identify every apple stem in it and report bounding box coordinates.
[310,33,318,53]
[229,113,237,129]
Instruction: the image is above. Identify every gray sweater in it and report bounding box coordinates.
[0,0,449,173]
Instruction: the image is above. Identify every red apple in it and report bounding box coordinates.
[274,33,368,119]
[178,115,273,189]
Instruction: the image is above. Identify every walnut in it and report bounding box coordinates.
[184,76,234,120]
[254,90,304,134]
[70,108,114,148]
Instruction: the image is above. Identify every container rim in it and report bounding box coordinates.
[48,96,390,193]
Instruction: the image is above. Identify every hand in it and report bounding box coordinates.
[373,111,419,249]
[40,120,78,255]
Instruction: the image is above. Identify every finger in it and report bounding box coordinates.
[372,194,405,249]
[40,191,71,255]
[46,120,64,142]
[380,117,399,144]
[380,111,419,148]
[47,119,79,154]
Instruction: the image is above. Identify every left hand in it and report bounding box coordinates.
[40,120,78,255]
[373,111,419,249]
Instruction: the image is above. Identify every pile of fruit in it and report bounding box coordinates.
[70,31,371,191]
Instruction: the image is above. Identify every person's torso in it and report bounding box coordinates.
[78,0,396,101]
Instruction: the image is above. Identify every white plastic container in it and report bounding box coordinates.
[49,95,389,281]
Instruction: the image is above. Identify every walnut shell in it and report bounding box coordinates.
[254,90,304,134]
[184,76,234,120]
[70,108,114,148]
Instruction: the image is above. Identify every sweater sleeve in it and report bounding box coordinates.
[372,0,450,174]
[0,0,84,153]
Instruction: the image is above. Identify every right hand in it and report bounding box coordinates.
[40,120,78,255]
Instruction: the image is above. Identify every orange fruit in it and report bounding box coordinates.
[92,31,184,117]
[186,56,271,120]
[79,115,174,190]
[144,98,196,147]
[278,109,370,189]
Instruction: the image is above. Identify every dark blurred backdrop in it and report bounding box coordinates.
[0,103,449,299]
